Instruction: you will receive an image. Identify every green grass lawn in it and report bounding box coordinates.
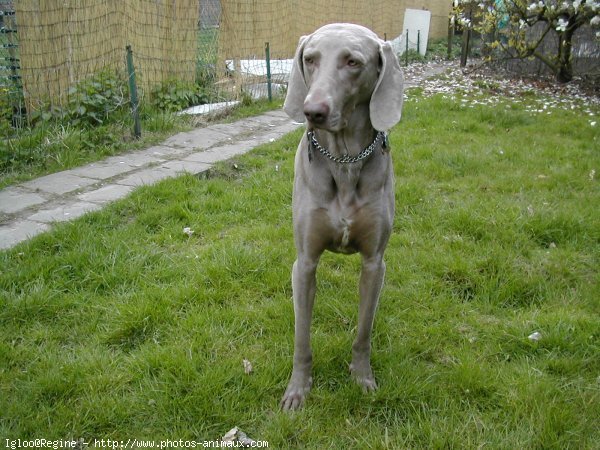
[1,93,598,448]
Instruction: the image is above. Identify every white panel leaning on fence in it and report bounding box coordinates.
[398,9,431,56]
[280,23,404,411]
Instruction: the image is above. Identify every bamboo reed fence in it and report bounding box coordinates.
[15,0,198,111]
[6,0,452,117]
[216,0,451,99]
[218,0,451,61]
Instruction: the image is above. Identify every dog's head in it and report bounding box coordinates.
[284,23,404,132]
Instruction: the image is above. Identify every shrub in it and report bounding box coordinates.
[150,80,209,112]
[0,88,12,137]
[30,70,128,127]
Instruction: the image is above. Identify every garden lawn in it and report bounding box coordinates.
[1,93,598,449]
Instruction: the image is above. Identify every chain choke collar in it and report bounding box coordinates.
[306,130,389,164]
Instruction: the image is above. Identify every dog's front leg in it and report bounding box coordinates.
[281,256,318,410]
[350,254,386,391]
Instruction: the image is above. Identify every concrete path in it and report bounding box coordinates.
[0,110,302,249]
[0,61,453,250]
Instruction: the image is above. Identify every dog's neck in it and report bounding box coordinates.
[313,104,377,158]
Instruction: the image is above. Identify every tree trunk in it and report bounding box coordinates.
[556,29,574,83]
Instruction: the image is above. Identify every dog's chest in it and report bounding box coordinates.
[326,166,368,253]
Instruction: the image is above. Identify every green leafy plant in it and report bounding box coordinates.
[0,88,12,137]
[65,71,127,125]
[150,80,209,112]
[0,85,27,136]
[30,70,127,127]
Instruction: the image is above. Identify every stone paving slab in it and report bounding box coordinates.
[209,120,267,136]
[78,184,135,204]
[183,141,258,164]
[268,110,288,117]
[0,188,48,214]
[135,145,190,159]
[70,161,138,180]
[163,128,231,150]
[182,150,229,165]
[247,121,303,146]
[21,172,99,195]
[271,121,304,135]
[0,220,50,249]
[160,160,212,174]
[115,167,181,187]
[28,201,103,223]
[245,113,292,126]
[103,149,167,167]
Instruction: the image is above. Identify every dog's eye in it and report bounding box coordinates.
[347,59,360,68]
[304,56,314,65]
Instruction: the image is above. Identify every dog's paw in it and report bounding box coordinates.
[349,362,378,392]
[280,376,312,411]
[354,374,378,392]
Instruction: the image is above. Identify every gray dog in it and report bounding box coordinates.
[281,23,404,410]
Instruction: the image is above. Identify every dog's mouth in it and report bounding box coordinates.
[313,100,360,132]
[308,123,344,133]
[307,113,346,133]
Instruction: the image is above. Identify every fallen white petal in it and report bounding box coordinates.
[243,358,253,374]
[528,331,542,342]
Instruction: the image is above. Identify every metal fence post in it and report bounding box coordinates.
[265,42,272,102]
[126,45,141,138]
[405,29,409,66]
[447,16,454,60]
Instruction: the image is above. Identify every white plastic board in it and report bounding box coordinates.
[399,9,431,56]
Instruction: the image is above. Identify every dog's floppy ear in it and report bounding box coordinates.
[284,35,309,123]
[370,41,404,131]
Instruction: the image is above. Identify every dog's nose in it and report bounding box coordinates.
[303,102,329,125]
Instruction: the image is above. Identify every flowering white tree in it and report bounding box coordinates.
[453,0,600,82]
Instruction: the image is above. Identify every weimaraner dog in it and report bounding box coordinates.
[281,23,404,410]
